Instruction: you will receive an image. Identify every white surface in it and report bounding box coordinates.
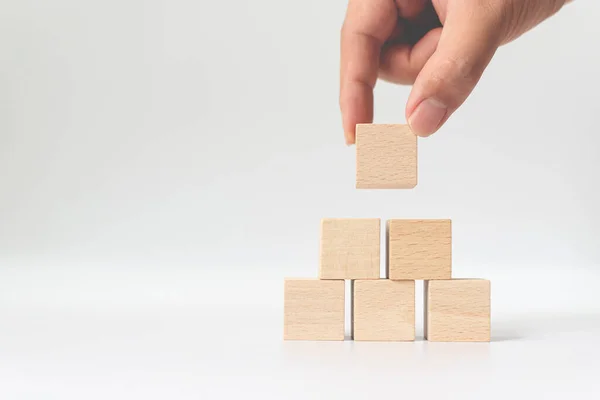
[1,267,599,398]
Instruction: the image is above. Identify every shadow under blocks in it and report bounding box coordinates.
[283,124,491,342]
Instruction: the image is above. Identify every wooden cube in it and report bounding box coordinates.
[284,279,345,341]
[319,218,380,280]
[387,219,451,280]
[425,279,491,342]
[356,124,417,189]
[352,279,415,341]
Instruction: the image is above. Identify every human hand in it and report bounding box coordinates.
[340,0,570,143]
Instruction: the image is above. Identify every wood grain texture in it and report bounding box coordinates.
[352,279,415,341]
[319,218,380,280]
[356,124,417,189]
[387,219,451,280]
[424,279,491,342]
[284,279,345,341]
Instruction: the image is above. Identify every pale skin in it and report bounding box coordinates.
[340,0,572,144]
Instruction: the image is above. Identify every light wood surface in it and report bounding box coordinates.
[387,219,452,280]
[284,279,345,341]
[319,218,380,280]
[356,124,417,189]
[424,279,491,342]
[352,279,415,341]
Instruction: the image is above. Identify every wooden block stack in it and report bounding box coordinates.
[283,124,491,342]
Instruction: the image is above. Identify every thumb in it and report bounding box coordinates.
[406,6,503,137]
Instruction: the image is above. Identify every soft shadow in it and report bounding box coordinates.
[491,335,522,342]
[492,311,600,342]
[491,326,524,342]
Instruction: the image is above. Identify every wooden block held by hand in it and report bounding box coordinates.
[284,279,345,341]
[425,279,491,342]
[319,218,380,280]
[387,219,452,280]
[356,124,417,189]
[352,279,415,341]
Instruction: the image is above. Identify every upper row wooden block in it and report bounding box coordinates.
[387,219,452,280]
[356,124,417,189]
[319,218,380,280]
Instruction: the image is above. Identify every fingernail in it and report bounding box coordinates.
[408,98,447,137]
[344,132,354,146]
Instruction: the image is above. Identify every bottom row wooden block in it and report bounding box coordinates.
[425,279,490,342]
[284,278,490,342]
[284,279,345,341]
[352,280,415,341]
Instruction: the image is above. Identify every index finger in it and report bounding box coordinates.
[340,0,397,144]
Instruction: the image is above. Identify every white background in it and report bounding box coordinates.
[1,0,599,398]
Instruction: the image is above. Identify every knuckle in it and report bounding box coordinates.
[497,0,566,42]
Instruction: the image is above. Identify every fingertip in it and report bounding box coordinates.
[408,117,435,137]
[341,114,355,145]
[407,98,448,137]
[340,90,373,146]
[411,129,433,138]
[344,126,356,145]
